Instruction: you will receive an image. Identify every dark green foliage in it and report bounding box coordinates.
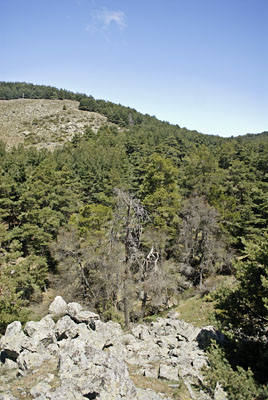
[209,233,268,392]
[139,153,181,237]
[0,81,85,101]
[204,342,268,400]
[213,235,268,342]
[175,197,229,288]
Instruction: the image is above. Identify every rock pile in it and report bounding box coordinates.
[0,296,223,400]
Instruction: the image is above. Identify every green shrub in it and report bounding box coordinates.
[203,342,268,400]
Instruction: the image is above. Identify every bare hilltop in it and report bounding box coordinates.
[0,99,112,150]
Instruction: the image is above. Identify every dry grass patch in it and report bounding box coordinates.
[175,275,235,327]
[128,364,191,400]
[0,359,59,400]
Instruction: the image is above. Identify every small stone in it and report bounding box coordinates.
[30,382,52,397]
[214,382,228,400]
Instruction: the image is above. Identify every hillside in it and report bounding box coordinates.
[0,82,267,399]
[0,99,115,150]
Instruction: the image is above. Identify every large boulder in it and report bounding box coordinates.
[48,296,67,315]
[24,316,56,350]
[0,321,30,360]
[57,338,138,399]
[54,315,78,340]
[67,302,100,328]
[158,364,179,381]
[17,350,52,371]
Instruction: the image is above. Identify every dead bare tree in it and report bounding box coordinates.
[113,189,149,327]
[175,196,230,289]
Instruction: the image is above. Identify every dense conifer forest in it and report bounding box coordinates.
[0,82,267,398]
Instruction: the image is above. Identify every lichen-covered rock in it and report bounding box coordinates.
[136,388,171,400]
[158,364,179,381]
[24,316,56,349]
[0,296,214,399]
[0,321,30,360]
[54,315,78,340]
[17,350,52,371]
[30,382,52,398]
[66,301,83,317]
[48,296,67,315]
[57,338,138,399]
[0,358,18,371]
[0,394,18,400]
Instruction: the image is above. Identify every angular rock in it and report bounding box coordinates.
[57,338,137,399]
[24,316,56,349]
[0,321,30,360]
[66,302,83,317]
[4,321,22,337]
[17,350,52,371]
[48,296,67,315]
[24,316,55,337]
[30,382,52,397]
[48,385,85,400]
[55,315,78,340]
[214,382,228,400]
[159,364,179,381]
[136,388,171,400]
[0,394,19,400]
[0,358,18,371]
[67,302,100,329]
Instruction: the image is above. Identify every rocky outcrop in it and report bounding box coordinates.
[0,297,225,400]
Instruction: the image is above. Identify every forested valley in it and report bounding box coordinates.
[0,82,268,398]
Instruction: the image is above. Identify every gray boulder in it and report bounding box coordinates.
[48,296,67,315]
[24,316,56,350]
[67,302,100,328]
[158,364,179,381]
[197,326,226,349]
[0,358,18,371]
[0,394,18,400]
[57,338,138,399]
[66,301,83,316]
[54,315,78,340]
[136,388,171,400]
[30,382,52,398]
[17,350,52,371]
[0,321,30,360]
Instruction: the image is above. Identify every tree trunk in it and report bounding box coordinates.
[141,291,148,319]
[199,267,203,290]
[123,281,130,329]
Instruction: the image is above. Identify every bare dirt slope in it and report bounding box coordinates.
[0,99,112,150]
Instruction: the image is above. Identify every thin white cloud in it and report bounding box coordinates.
[94,8,127,30]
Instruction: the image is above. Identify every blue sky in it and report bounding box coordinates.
[1,0,267,137]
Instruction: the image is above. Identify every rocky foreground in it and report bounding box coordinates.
[0,297,226,400]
